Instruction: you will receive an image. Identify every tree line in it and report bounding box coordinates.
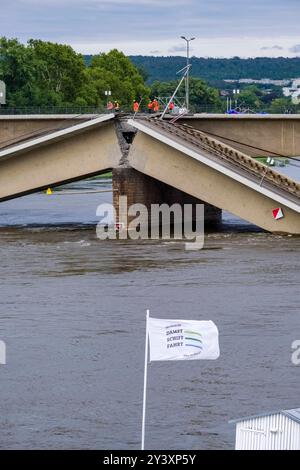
[0,38,148,108]
[129,55,300,83]
[0,38,297,112]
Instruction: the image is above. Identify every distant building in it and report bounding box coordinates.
[224,78,291,86]
[230,407,300,450]
[283,79,300,104]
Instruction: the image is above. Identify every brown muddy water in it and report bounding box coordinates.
[0,172,299,450]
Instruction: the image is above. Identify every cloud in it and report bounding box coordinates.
[261,45,283,50]
[1,0,300,58]
[289,44,300,53]
[168,45,189,53]
[19,0,187,6]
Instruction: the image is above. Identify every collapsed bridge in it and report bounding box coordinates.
[0,113,299,234]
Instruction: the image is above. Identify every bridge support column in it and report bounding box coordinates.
[112,167,222,230]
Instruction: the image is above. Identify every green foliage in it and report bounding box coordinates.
[188,78,221,108]
[269,97,293,113]
[150,77,221,109]
[82,49,149,107]
[232,86,294,112]
[136,64,149,83]
[27,39,86,104]
[260,86,283,105]
[0,39,149,108]
[0,37,298,112]
[129,56,300,83]
[0,37,34,104]
[0,37,86,106]
[237,85,263,109]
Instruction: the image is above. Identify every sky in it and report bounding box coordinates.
[1,0,300,57]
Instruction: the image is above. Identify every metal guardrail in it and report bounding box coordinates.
[0,106,108,115]
[192,105,300,114]
[0,105,300,115]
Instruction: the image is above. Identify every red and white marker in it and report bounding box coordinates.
[272,207,284,220]
[115,222,125,231]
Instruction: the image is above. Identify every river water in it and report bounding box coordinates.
[0,165,299,450]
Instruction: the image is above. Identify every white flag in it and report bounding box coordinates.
[148,317,219,361]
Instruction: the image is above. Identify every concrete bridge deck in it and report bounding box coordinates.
[128,118,300,234]
[0,114,114,156]
[0,114,299,234]
[1,113,300,157]
[173,114,300,157]
[133,118,300,205]
[0,114,120,202]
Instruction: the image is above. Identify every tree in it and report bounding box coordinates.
[0,37,86,106]
[81,49,150,108]
[260,86,283,105]
[0,37,34,105]
[269,97,293,113]
[237,86,263,110]
[27,39,86,105]
[130,56,300,83]
[150,77,221,110]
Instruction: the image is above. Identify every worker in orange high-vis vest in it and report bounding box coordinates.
[169,101,175,112]
[133,100,139,113]
[152,99,159,113]
[107,101,114,111]
[147,101,153,113]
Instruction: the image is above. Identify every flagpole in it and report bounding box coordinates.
[141,309,150,450]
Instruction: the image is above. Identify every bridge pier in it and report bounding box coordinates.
[112,167,222,230]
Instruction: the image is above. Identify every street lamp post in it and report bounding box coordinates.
[180,36,195,112]
[104,89,111,103]
[0,81,6,108]
[233,88,240,110]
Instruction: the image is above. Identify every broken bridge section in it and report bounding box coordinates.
[0,114,120,202]
[127,118,300,234]
[0,113,299,234]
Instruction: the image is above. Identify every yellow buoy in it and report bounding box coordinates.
[46,188,52,195]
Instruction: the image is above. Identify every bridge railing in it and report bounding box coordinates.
[0,104,299,115]
[188,104,300,115]
[0,106,108,115]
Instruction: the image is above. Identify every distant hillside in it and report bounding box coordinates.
[129,56,300,83]
[84,55,300,84]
